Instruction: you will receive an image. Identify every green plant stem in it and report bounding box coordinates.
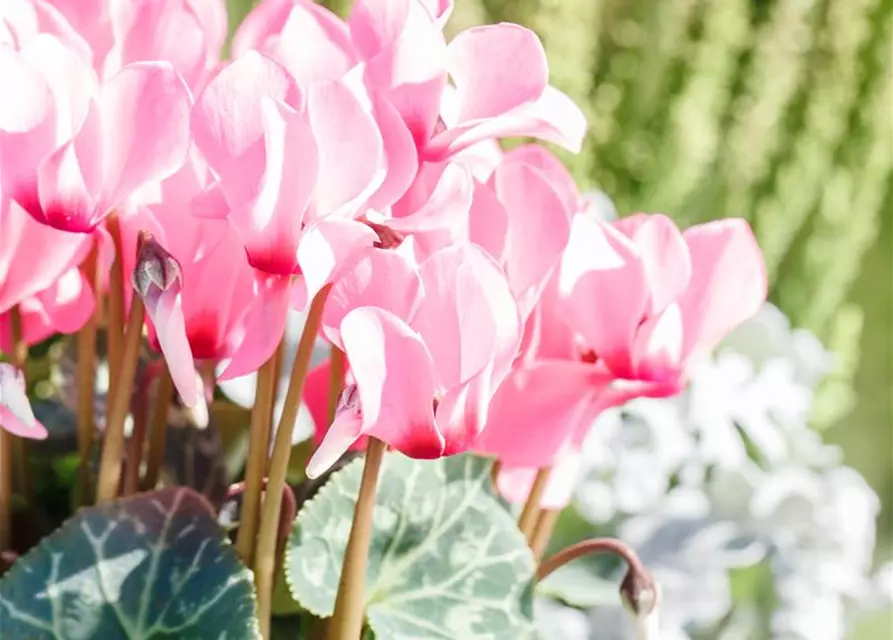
[254,289,329,637]
[326,438,386,640]
[536,537,649,583]
[0,307,26,550]
[517,467,551,542]
[76,242,100,504]
[327,345,346,423]
[95,295,145,504]
[235,346,279,565]
[142,365,173,491]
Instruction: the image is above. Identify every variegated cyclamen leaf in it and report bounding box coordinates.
[0,487,259,639]
[286,453,536,639]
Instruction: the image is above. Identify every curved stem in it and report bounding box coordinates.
[537,537,650,583]
[254,288,329,638]
[327,438,386,640]
[106,214,126,390]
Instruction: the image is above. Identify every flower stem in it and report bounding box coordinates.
[76,241,100,504]
[121,364,154,496]
[517,467,551,541]
[142,364,173,491]
[254,288,329,637]
[105,215,126,406]
[95,295,145,504]
[327,345,345,423]
[537,537,649,582]
[0,307,26,550]
[530,508,560,561]
[235,346,279,565]
[327,437,386,640]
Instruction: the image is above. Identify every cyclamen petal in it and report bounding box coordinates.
[0,363,47,440]
[132,234,199,407]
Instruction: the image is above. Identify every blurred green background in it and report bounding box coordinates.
[229,0,893,597]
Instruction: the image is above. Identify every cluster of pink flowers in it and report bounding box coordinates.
[0,0,766,509]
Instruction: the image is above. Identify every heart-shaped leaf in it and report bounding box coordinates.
[0,487,259,639]
[287,453,535,639]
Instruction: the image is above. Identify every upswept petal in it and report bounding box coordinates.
[231,0,298,59]
[98,62,192,216]
[0,363,47,440]
[677,219,767,365]
[502,144,581,214]
[191,51,301,207]
[266,2,358,87]
[447,24,547,124]
[337,307,441,459]
[306,406,364,479]
[238,97,318,274]
[436,361,493,455]
[473,360,603,467]
[306,78,383,218]
[491,160,571,308]
[219,272,292,380]
[559,215,648,377]
[322,247,422,348]
[614,213,691,316]
[467,180,508,265]
[296,218,377,311]
[366,94,418,210]
[425,85,587,160]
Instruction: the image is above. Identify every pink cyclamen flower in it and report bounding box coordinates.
[106,0,228,90]
[0,364,47,440]
[306,242,520,478]
[0,31,193,234]
[475,214,766,502]
[122,152,256,406]
[191,51,384,378]
[0,199,94,336]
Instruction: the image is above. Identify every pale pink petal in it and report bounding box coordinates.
[614,213,691,316]
[467,180,508,265]
[231,0,296,59]
[447,24,547,123]
[436,362,493,455]
[413,245,498,387]
[425,85,587,160]
[36,137,96,232]
[0,201,93,312]
[115,0,209,89]
[238,98,318,275]
[219,272,292,380]
[502,144,581,214]
[358,0,447,146]
[559,215,648,377]
[306,78,383,217]
[492,160,571,308]
[98,62,192,214]
[630,302,685,382]
[418,0,453,26]
[31,267,94,335]
[366,95,418,210]
[0,46,57,209]
[337,307,442,460]
[677,219,767,365]
[323,247,422,348]
[266,2,358,87]
[518,273,578,362]
[297,219,377,310]
[0,364,47,440]
[474,360,603,467]
[191,52,301,207]
[306,407,365,479]
[304,359,333,438]
[190,180,230,219]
